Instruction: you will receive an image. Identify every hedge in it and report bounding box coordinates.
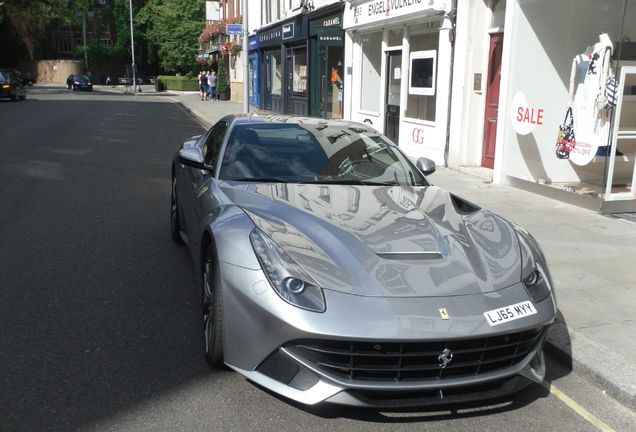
[157,75,199,91]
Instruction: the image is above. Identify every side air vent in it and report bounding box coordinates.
[449,193,481,215]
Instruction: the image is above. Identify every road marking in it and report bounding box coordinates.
[543,382,615,432]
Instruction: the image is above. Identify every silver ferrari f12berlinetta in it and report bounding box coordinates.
[171,114,556,408]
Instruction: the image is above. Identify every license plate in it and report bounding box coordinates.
[483,301,537,327]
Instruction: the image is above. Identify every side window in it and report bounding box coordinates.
[203,121,228,166]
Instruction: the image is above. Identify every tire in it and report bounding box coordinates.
[67,83,71,90]
[202,245,224,367]
[170,173,184,243]
[19,94,26,101]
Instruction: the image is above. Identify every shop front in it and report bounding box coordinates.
[258,15,309,115]
[248,35,260,109]
[493,0,636,213]
[342,0,452,164]
[308,5,345,118]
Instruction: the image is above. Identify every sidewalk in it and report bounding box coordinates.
[171,94,636,409]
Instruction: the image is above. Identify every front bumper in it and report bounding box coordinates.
[220,262,555,407]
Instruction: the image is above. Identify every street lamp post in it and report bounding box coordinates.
[128,0,137,94]
[75,10,92,75]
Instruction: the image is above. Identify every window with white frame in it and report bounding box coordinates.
[359,31,382,113]
[406,29,439,121]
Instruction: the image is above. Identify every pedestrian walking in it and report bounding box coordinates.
[199,71,209,100]
[208,71,217,101]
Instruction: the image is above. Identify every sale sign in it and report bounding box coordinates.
[511,91,544,135]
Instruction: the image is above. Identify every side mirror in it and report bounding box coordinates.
[416,157,436,176]
[177,147,212,171]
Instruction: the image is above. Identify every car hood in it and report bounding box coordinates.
[221,183,522,298]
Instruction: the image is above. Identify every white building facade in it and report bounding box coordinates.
[342,0,454,165]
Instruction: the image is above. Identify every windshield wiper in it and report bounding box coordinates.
[228,177,290,183]
[310,179,398,186]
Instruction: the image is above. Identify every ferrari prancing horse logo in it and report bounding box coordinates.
[439,308,449,320]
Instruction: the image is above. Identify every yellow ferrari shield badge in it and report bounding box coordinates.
[439,308,449,320]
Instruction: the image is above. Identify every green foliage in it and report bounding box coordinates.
[137,0,204,73]
[1,0,77,60]
[157,75,199,91]
[216,58,228,93]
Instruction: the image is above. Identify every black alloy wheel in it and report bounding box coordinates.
[202,246,224,366]
[170,173,183,243]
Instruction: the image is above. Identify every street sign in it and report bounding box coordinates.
[226,24,243,35]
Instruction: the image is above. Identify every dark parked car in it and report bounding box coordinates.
[66,74,93,91]
[171,115,557,408]
[0,69,27,101]
[13,69,34,86]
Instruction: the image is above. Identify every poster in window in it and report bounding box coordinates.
[409,50,436,96]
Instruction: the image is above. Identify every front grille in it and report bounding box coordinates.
[286,328,544,382]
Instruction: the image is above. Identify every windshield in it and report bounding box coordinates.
[219,123,429,186]
[74,75,90,82]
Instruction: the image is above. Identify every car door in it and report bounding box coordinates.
[181,120,228,244]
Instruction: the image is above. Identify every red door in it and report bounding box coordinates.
[482,33,503,169]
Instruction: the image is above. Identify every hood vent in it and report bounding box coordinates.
[376,251,443,260]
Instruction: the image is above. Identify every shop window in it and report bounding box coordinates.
[268,49,282,95]
[406,31,439,121]
[292,48,307,94]
[360,31,382,113]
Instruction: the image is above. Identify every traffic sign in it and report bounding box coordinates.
[226,24,243,35]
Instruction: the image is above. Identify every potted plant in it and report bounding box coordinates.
[216,58,229,100]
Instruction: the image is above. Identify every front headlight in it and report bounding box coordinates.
[74,81,80,84]
[515,225,554,303]
[250,228,326,313]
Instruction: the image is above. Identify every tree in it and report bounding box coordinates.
[137,0,204,73]
[216,57,228,97]
[0,0,75,61]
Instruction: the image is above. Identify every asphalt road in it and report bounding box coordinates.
[1,89,634,432]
